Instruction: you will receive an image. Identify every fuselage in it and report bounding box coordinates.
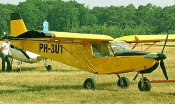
[11,32,161,74]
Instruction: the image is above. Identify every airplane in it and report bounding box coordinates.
[0,19,52,72]
[8,44,52,72]
[3,13,175,91]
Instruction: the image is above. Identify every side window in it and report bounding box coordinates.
[92,44,110,57]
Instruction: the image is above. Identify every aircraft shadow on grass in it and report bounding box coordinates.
[12,67,38,72]
[162,92,175,96]
[13,67,82,72]
[53,69,82,73]
[0,81,124,94]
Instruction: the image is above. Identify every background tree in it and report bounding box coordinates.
[0,0,175,37]
[16,0,45,30]
[0,4,16,34]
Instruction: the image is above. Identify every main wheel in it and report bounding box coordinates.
[117,77,130,88]
[46,65,52,71]
[83,78,96,90]
[138,78,151,91]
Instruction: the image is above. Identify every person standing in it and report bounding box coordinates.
[1,39,11,72]
[43,20,49,31]
[43,20,50,70]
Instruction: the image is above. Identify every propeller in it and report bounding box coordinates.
[159,34,169,80]
[160,60,168,80]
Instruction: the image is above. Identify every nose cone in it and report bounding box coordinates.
[156,53,166,60]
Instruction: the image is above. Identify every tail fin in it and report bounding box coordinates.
[10,13,27,36]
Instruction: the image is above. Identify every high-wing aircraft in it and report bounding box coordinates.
[4,13,175,91]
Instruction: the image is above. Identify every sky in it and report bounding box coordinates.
[0,0,175,8]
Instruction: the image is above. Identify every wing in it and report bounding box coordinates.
[15,30,113,42]
[114,35,175,43]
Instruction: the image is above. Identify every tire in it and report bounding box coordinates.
[138,78,151,91]
[117,77,130,88]
[83,78,96,90]
[17,68,21,72]
[47,65,52,71]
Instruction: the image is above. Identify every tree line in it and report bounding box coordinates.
[0,0,175,38]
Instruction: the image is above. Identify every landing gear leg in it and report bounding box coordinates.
[83,74,97,90]
[17,60,21,72]
[133,72,139,81]
[138,74,151,91]
[45,58,52,71]
[117,74,130,88]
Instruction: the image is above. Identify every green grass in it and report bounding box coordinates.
[0,45,175,104]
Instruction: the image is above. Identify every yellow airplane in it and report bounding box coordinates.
[5,13,175,91]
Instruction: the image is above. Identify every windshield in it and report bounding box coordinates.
[110,41,132,55]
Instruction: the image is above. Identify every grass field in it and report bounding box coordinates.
[0,45,175,104]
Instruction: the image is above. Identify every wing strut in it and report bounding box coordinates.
[61,45,97,73]
[74,43,97,72]
[143,42,156,52]
[132,43,138,49]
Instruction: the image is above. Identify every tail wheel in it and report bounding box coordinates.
[46,65,52,71]
[17,68,21,72]
[138,78,151,91]
[83,78,96,90]
[117,77,130,88]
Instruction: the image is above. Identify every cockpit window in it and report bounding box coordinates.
[92,44,110,57]
[92,41,133,57]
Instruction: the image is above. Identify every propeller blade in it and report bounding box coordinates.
[161,34,169,54]
[160,60,168,80]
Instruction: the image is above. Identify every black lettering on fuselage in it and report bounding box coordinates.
[51,44,54,53]
[60,45,63,54]
[44,44,48,53]
[39,44,43,52]
[55,44,59,53]
[39,43,63,54]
